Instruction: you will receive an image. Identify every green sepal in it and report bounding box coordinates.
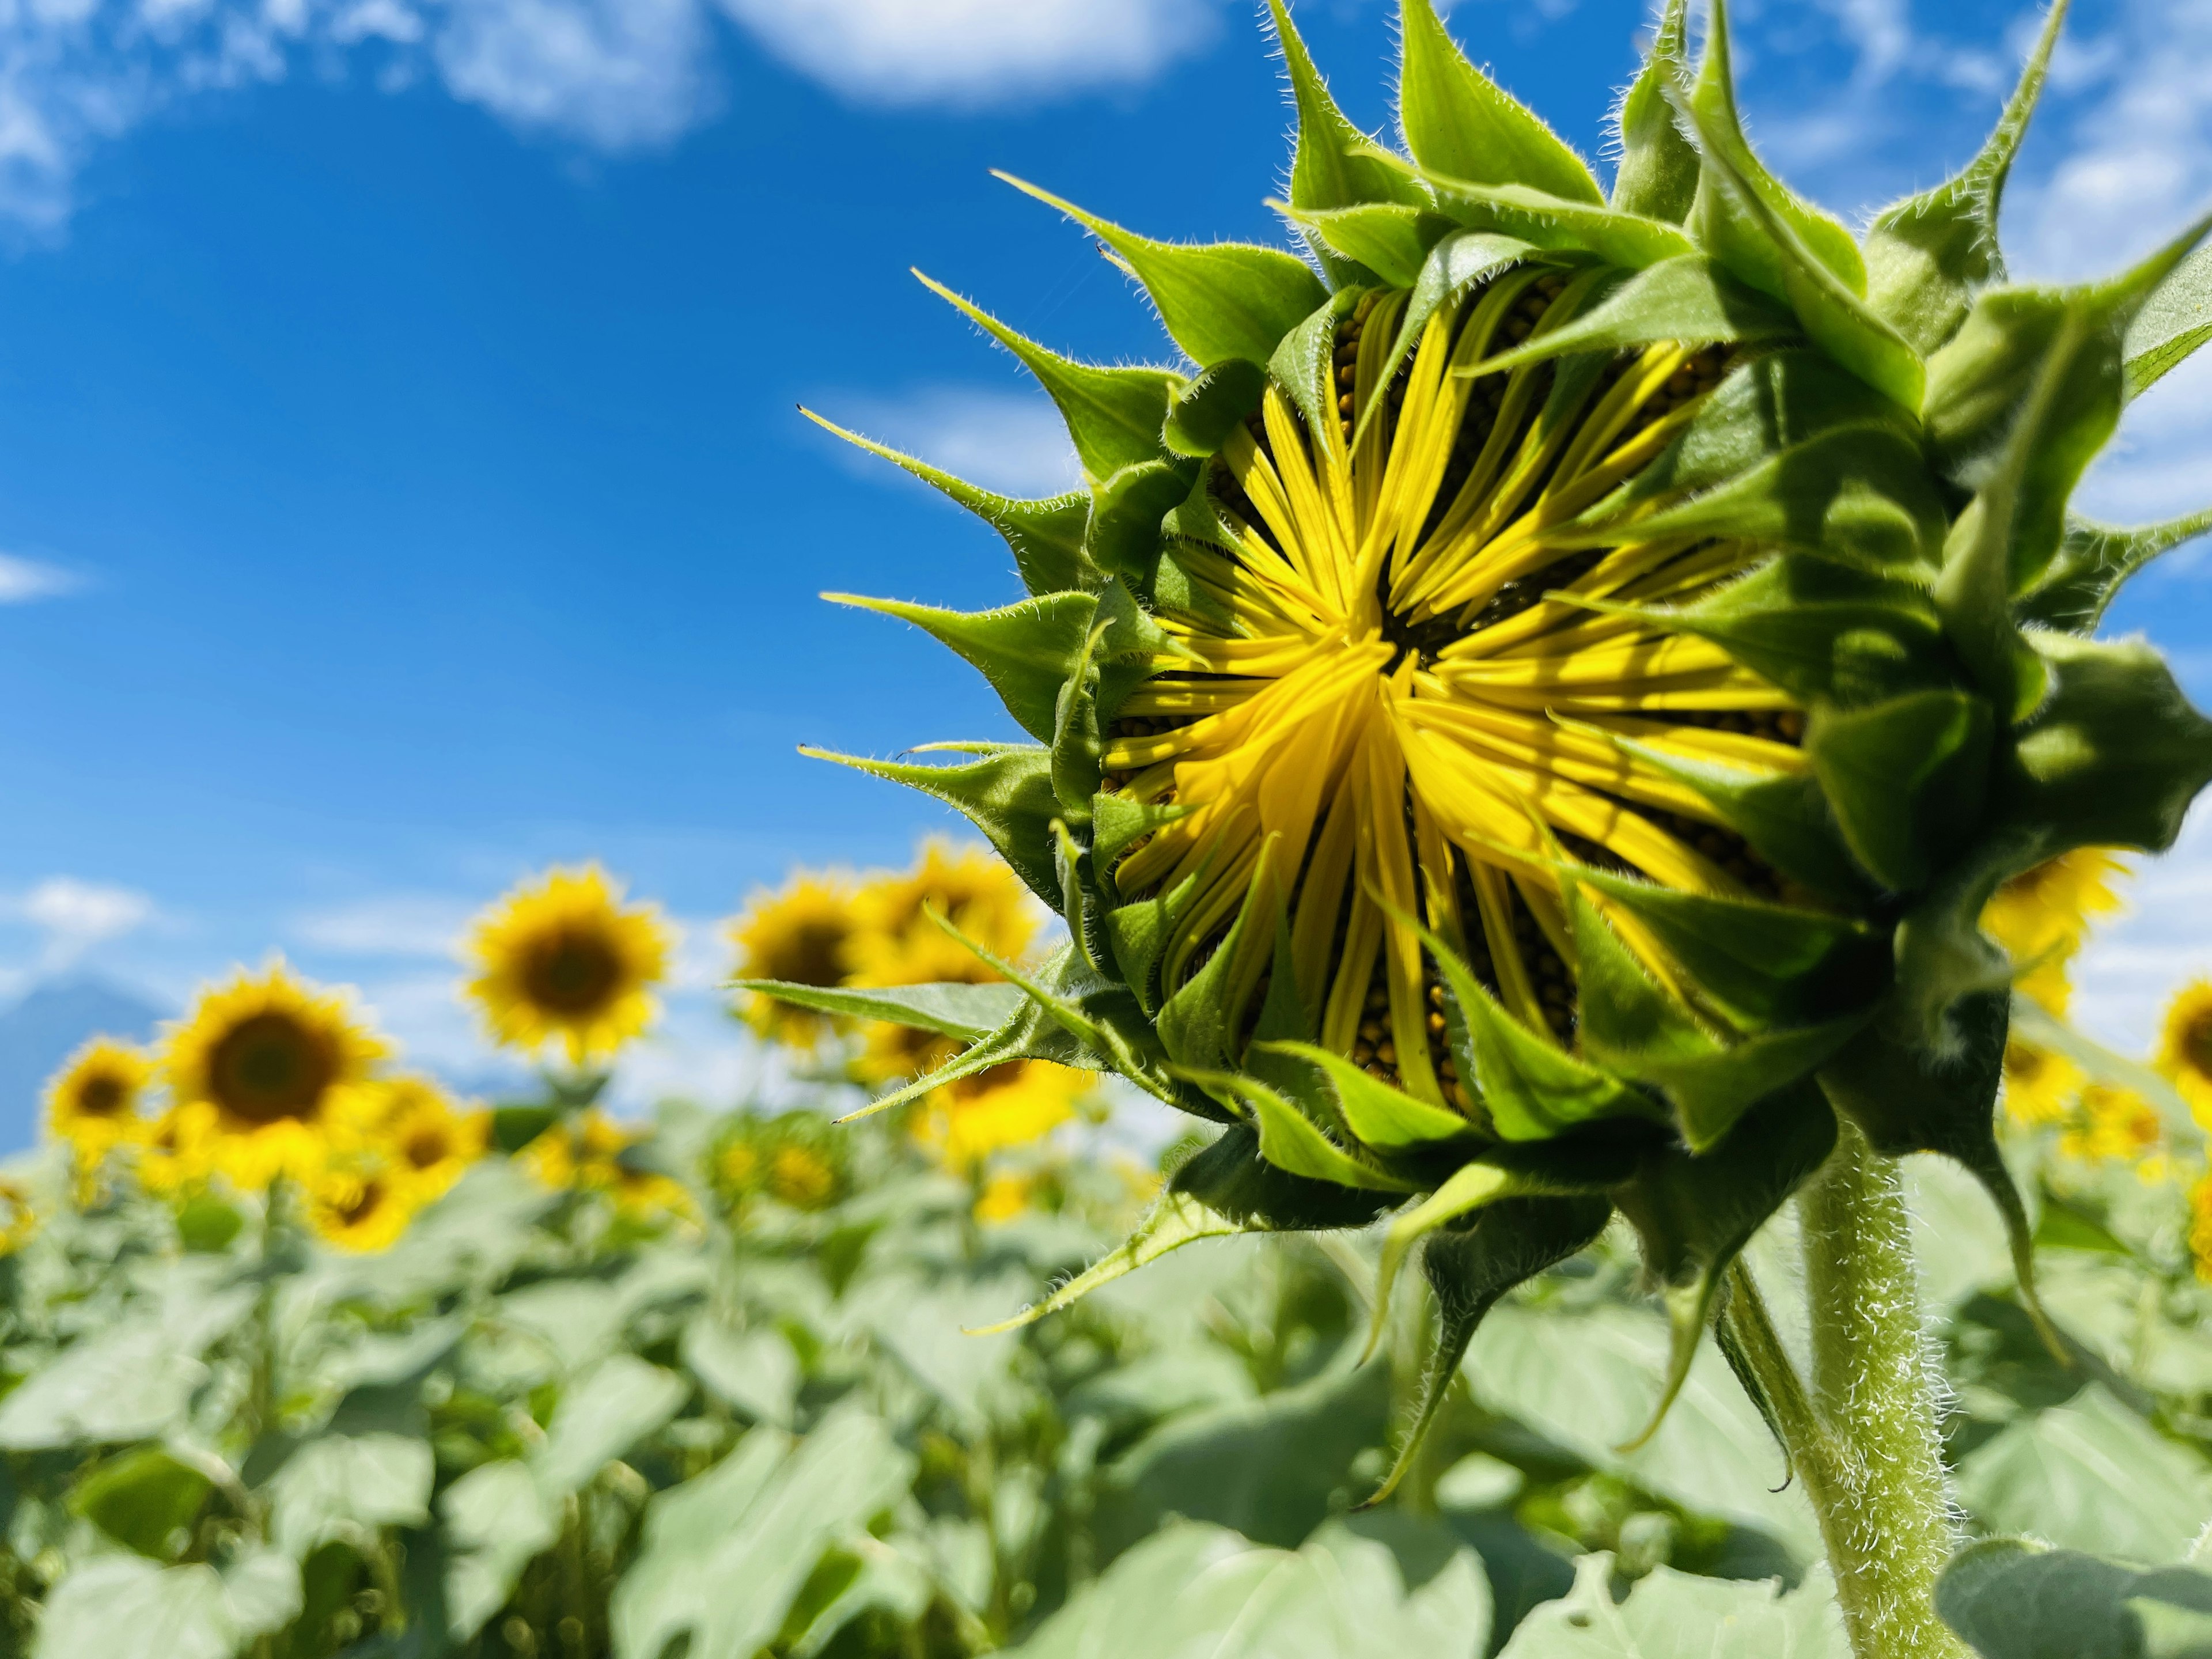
[1389,162,1695,271]
[1600,556,1953,707]
[1424,916,1664,1141]
[1156,843,1282,1075]
[1271,286,1372,445]
[804,743,1063,905]
[801,411,1096,595]
[1363,1193,1613,1508]
[1093,791,1194,875]
[1863,1,2067,354]
[1565,866,1888,1029]
[1609,0,1696,224]
[1988,632,2212,858]
[1050,584,1176,817]
[1102,868,1197,1016]
[1052,817,1103,973]
[1805,690,1993,891]
[725,979,1024,1041]
[1179,1066,1421,1193]
[1581,729,1871,901]
[1565,875,1863,1150]
[1086,459,1196,585]
[997,172,1330,369]
[1172,1122,1398,1230]
[2018,506,2212,632]
[1279,203,1452,290]
[1162,358,1271,458]
[1257,1042,1481,1154]
[1683,0,1867,298]
[1368,232,1538,417]
[1472,256,1797,377]
[1676,85,1921,409]
[2127,238,2212,397]
[966,1189,1241,1335]
[825,590,1098,744]
[915,271,1182,480]
[1610,1079,1838,1450]
[1396,0,1603,204]
[1935,492,2049,729]
[1923,212,2212,588]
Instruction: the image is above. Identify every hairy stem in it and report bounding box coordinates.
[1796,1118,1965,1659]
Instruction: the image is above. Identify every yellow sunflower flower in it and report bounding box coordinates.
[1982,849,2129,1017]
[854,1017,960,1089]
[44,1036,153,1160]
[2191,1175,2212,1283]
[520,1111,694,1222]
[138,1101,221,1197]
[728,870,861,1048]
[974,1171,1038,1226]
[162,963,387,1190]
[371,1075,487,1202]
[767,1143,837,1209]
[2060,1082,2164,1168]
[2157,979,2212,1126]
[466,865,671,1065]
[0,1178,35,1254]
[305,1166,419,1253]
[914,1060,1089,1173]
[2001,1039,2084,1128]
[849,838,1041,988]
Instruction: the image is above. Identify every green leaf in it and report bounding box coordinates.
[1397,0,1602,204]
[680,1323,798,1427]
[1282,203,1450,290]
[1957,1385,2212,1565]
[2019,507,2212,632]
[800,410,1095,595]
[611,1407,919,1659]
[998,172,1330,368]
[1806,690,1993,892]
[71,1446,213,1559]
[1862,1,2068,355]
[1172,1122,1397,1231]
[727,978,1022,1041]
[1474,255,1797,376]
[1268,0,1427,283]
[1262,1041,1479,1153]
[35,1552,303,1659]
[1086,456,1196,586]
[0,1287,256,1449]
[826,590,1096,744]
[533,1353,688,1498]
[441,1460,560,1640]
[1609,0,1697,223]
[804,743,1062,904]
[1497,1553,1846,1657]
[915,269,1181,480]
[1684,0,1868,298]
[267,1433,433,1560]
[2128,238,2212,396]
[1937,1538,2212,1659]
[1366,231,1538,417]
[1406,171,1695,272]
[1184,1067,1419,1193]
[1162,357,1270,457]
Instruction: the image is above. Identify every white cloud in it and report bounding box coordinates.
[1,876,154,969]
[290,893,473,957]
[0,551,78,600]
[434,0,710,147]
[825,385,1080,501]
[717,0,1213,107]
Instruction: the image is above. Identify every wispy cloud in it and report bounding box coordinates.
[290,893,474,958]
[0,552,80,601]
[0,877,155,971]
[820,385,1081,501]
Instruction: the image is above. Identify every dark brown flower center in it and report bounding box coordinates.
[771,919,850,989]
[75,1075,129,1118]
[403,1127,450,1169]
[520,929,623,1015]
[209,1013,336,1126]
[339,1180,387,1226]
[2186,1012,2212,1078]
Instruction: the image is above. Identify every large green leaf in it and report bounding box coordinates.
[1937,1538,2212,1659]
[532,1353,689,1498]
[441,1460,560,1641]
[70,1446,213,1560]
[0,1286,255,1449]
[34,1551,302,1659]
[266,1431,434,1560]
[1497,1553,1846,1657]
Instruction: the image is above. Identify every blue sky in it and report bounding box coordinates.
[0,0,2209,1109]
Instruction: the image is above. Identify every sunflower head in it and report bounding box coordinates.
[162,963,387,1190]
[1982,849,2128,1016]
[849,838,1042,987]
[2158,980,2212,1123]
[784,0,2212,1479]
[0,1179,35,1255]
[138,1101,221,1197]
[914,1060,1088,1174]
[372,1075,486,1200]
[728,870,861,1048]
[306,1166,419,1254]
[2000,1037,2082,1128]
[467,866,671,1066]
[44,1036,153,1158]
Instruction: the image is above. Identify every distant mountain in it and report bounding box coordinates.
[0,977,169,1152]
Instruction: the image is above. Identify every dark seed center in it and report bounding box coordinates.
[209,1013,336,1126]
[520,930,623,1014]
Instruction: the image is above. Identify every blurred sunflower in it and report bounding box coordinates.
[728,872,859,1048]
[854,1018,959,1090]
[373,1075,486,1203]
[2157,980,2212,1124]
[914,1060,1089,1174]
[138,1102,221,1197]
[1982,849,2129,1016]
[0,1178,35,1255]
[2061,1082,2164,1169]
[2191,1176,2212,1283]
[163,963,387,1190]
[306,1167,418,1254]
[767,1142,837,1209]
[467,866,671,1065]
[2000,1039,2083,1128]
[847,839,1041,988]
[44,1037,152,1160]
[521,1111,694,1222]
[973,1171,1037,1226]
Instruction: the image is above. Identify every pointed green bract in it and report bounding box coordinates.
[1260,1042,1478,1153]
[1611,0,1698,224]
[728,979,1023,1041]
[1806,692,1993,891]
[1863,0,2067,355]
[2021,507,2212,632]
[1472,256,1796,375]
[803,743,1064,905]
[2126,238,2212,396]
[827,592,1099,744]
[1268,0,1426,285]
[1279,203,1444,290]
[1397,165,1697,272]
[1398,0,1602,204]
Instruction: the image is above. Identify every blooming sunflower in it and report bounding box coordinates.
[1999,1038,2081,1128]
[0,1179,35,1255]
[521,1111,694,1221]
[2191,1174,2212,1283]
[914,1061,1088,1174]
[849,839,1042,988]
[305,1167,419,1254]
[1981,849,2128,1016]
[728,871,861,1048]
[2061,1082,2164,1171]
[2157,979,2212,1124]
[467,866,671,1065]
[767,1143,838,1209]
[775,0,2212,1494]
[372,1075,486,1203]
[138,1101,221,1197]
[44,1036,153,1160]
[974,1171,1039,1225]
[162,964,387,1190]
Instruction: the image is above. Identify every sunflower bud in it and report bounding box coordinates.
[779,0,2212,1480]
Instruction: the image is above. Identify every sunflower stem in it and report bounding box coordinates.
[1793,1118,1967,1659]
